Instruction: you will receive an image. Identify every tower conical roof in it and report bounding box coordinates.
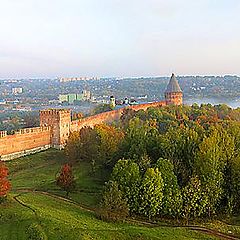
[165,73,182,93]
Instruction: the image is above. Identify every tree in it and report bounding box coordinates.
[64,131,80,163]
[181,176,208,221]
[138,154,151,173]
[120,108,136,128]
[159,127,202,187]
[111,159,140,213]
[120,117,158,161]
[139,168,164,219]
[194,128,226,216]
[78,127,100,163]
[229,153,240,213]
[155,158,182,217]
[56,164,75,196]
[94,124,124,167]
[0,161,11,203]
[92,104,111,115]
[23,113,39,128]
[98,180,129,222]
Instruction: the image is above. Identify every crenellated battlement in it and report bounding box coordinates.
[0,126,51,160]
[40,108,71,114]
[15,126,51,135]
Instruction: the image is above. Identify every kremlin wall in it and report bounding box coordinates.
[0,74,182,161]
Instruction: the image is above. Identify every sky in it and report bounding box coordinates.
[0,0,240,78]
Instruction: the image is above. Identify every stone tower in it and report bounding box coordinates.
[165,73,183,105]
[40,109,71,149]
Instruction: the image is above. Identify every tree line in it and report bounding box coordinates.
[63,103,240,221]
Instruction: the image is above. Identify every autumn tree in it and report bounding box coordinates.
[56,164,75,196]
[64,131,81,163]
[159,127,202,187]
[120,108,136,128]
[0,161,11,203]
[138,154,151,173]
[228,154,240,213]
[94,124,124,167]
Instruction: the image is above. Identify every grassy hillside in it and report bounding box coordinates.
[0,149,233,239]
[7,149,106,207]
[1,192,218,240]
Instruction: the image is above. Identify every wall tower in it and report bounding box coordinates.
[109,95,116,109]
[165,73,183,105]
[40,109,71,148]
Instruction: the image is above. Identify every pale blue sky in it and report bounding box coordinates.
[0,0,239,78]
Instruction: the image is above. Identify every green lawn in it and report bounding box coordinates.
[6,149,107,207]
[0,149,222,239]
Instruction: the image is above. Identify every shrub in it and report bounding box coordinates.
[56,164,75,196]
[98,180,129,222]
[0,161,11,203]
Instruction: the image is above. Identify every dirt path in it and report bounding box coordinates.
[14,188,240,240]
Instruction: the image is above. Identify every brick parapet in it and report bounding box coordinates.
[0,126,51,160]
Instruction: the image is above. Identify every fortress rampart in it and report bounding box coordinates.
[70,101,166,131]
[0,101,166,161]
[0,73,182,161]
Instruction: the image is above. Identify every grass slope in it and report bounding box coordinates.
[7,149,106,207]
[1,192,216,240]
[0,149,220,239]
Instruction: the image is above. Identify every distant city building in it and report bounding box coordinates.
[59,77,99,83]
[12,87,23,95]
[59,90,91,104]
[0,100,6,105]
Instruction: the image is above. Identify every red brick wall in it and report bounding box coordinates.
[70,101,166,131]
[0,127,51,156]
[0,101,167,159]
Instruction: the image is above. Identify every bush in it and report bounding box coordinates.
[98,181,129,222]
[56,164,75,196]
[0,161,11,201]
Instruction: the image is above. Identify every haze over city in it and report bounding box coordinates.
[1,0,240,78]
